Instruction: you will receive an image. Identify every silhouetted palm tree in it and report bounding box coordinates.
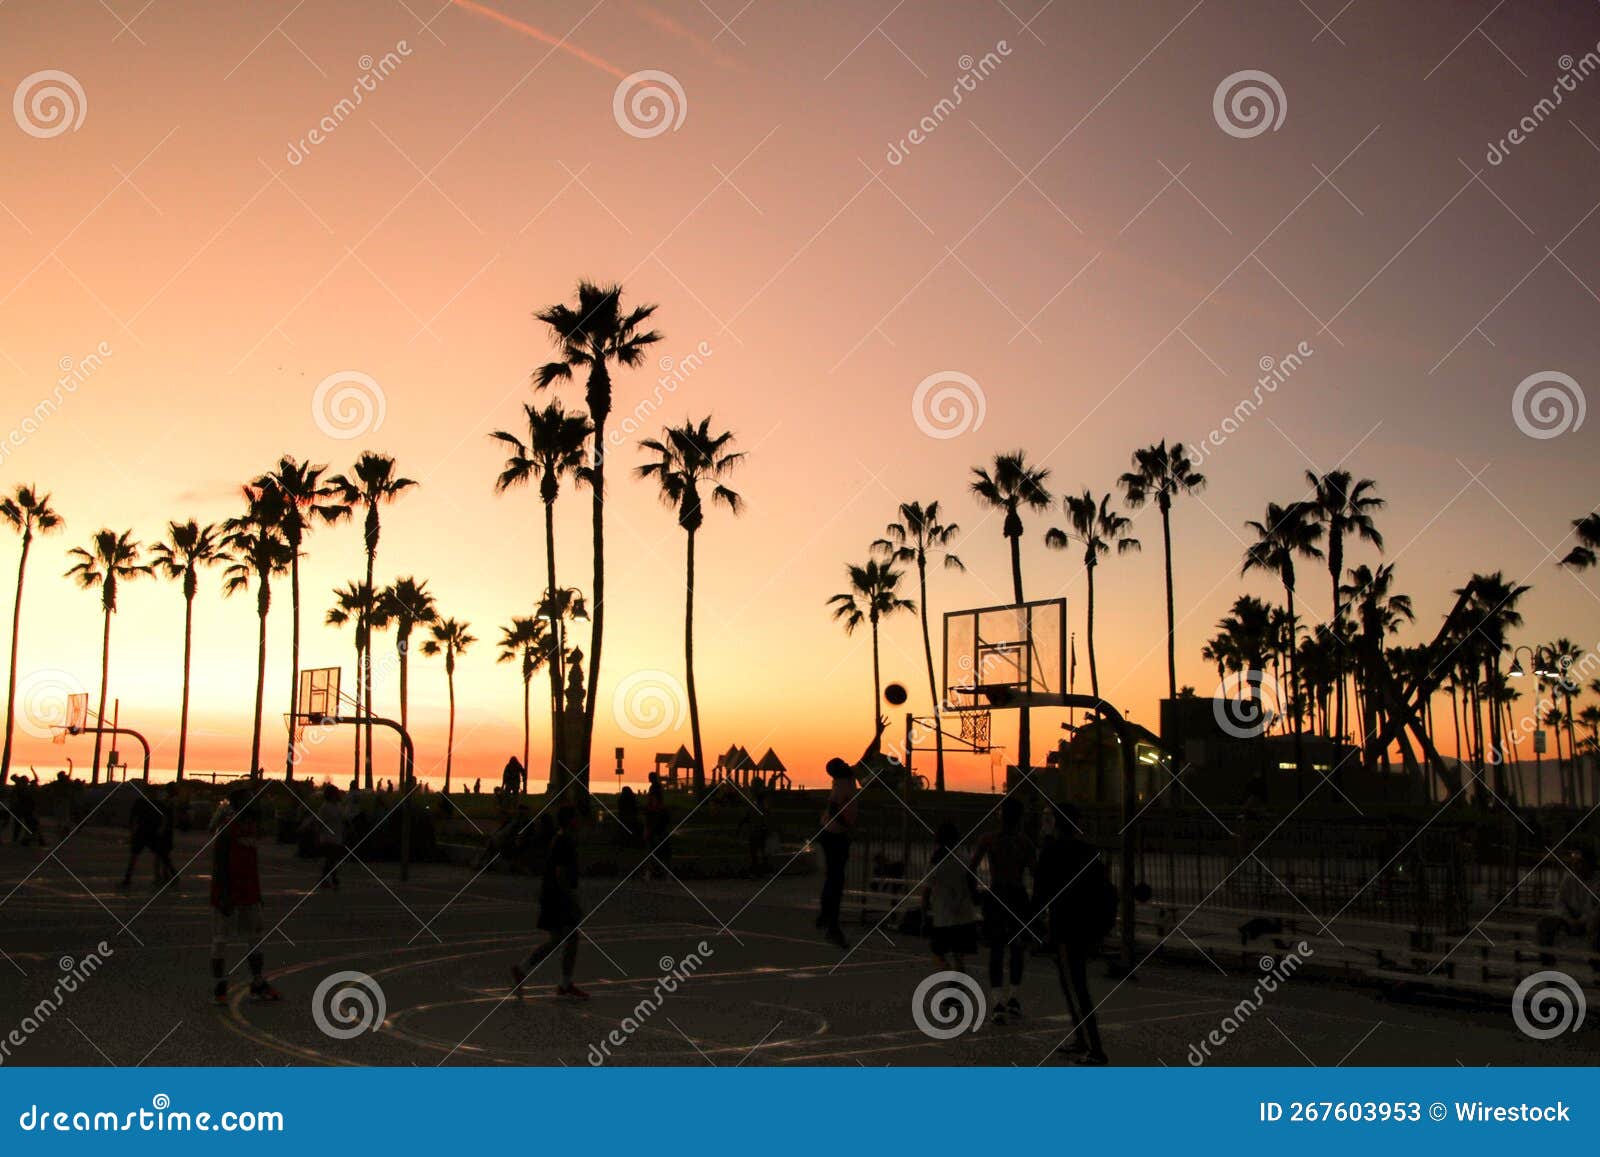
[328,453,416,789]
[1119,441,1205,702]
[65,529,149,783]
[1,486,63,780]
[376,577,437,746]
[149,520,227,780]
[223,486,292,779]
[637,419,745,795]
[1213,595,1274,721]
[970,451,1052,774]
[534,280,662,786]
[420,617,475,792]
[828,560,915,735]
[492,398,593,792]
[1451,572,1529,799]
[1305,470,1384,738]
[1047,490,1139,700]
[498,616,551,778]
[326,581,377,783]
[257,456,350,779]
[1559,512,1600,570]
[873,501,964,792]
[1242,501,1323,790]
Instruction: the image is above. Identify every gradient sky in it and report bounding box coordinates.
[2,0,1599,789]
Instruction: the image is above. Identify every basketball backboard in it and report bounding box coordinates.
[65,693,87,735]
[943,598,1066,711]
[297,666,341,724]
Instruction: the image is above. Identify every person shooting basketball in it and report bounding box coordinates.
[816,713,888,949]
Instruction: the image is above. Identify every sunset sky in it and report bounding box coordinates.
[2,0,1599,790]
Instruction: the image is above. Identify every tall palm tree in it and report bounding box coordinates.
[828,559,916,737]
[326,581,378,785]
[1451,573,1530,799]
[64,529,149,783]
[1242,501,1324,791]
[872,501,964,792]
[1305,470,1384,739]
[1,486,63,780]
[497,615,551,779]
[970,451,1053,774]
[1118,441,1205,702]
[492,398,593,792]
[420,617,475,792]
[1046,490,1139,699]
[328,453,417,789]
[1213,595,1274,722]
[222,487,292,779]
[1549,637,1584,805]
[149,520,227,781]
[375,577,437,744]
[257,456,350,780]
[637,419,745,795]
[1341,563,1414,766]
[534,280,663,787]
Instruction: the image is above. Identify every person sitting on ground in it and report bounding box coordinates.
[923,821,978,973]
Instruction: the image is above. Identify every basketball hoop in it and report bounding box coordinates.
[959,711,992,752]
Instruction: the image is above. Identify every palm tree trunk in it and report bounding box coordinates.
[1161,504,1176,700]
[363,539,376,791]
[351,636,363,790]
[1086,562,1099,698]
[1009,533,1030,776]
[1285,584,1304,798]
[444,659,456,793]
[249,583,269,777]
[914,555,944,792]
[284,551,301,781]
[685,528,705,795]
[92,602,111,783]
[543,498,565,796]
[582,409,607,794]
[1331,568,1344,740]
[397,635,409,738]
[1,531,32,779]
[870,613,883,732]
[1564,689,1580,806]
[176,591,194,780]
[522,671,531,780]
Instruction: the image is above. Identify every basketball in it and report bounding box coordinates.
[884,682,908,706]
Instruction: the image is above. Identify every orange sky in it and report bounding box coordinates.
[2,0,1599,789]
